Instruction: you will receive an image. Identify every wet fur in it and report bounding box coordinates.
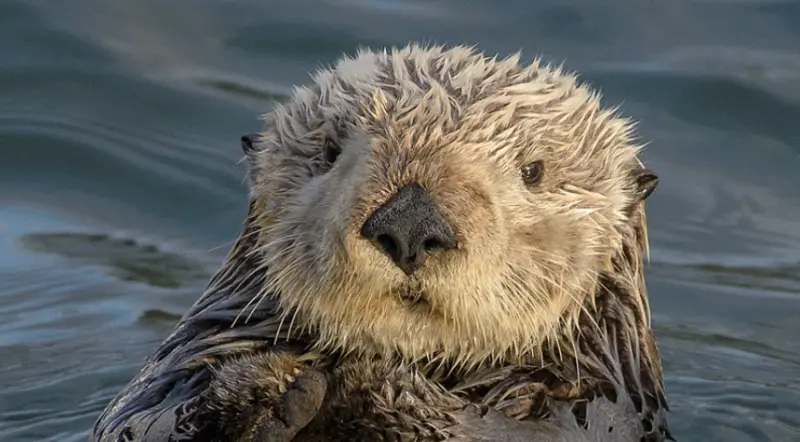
[92,44,671,441]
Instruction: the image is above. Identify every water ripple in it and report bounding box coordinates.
[2,0,800,441]
[0,106,243,198]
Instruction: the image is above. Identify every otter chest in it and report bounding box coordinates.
[296,361,472,442]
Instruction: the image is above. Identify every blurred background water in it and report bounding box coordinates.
[1,0,799,441]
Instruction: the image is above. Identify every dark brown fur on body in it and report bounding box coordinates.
[91,44,672,442]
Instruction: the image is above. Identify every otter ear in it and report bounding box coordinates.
[633,167,659,203]
[241,132,261,166]
[241,132,264,187]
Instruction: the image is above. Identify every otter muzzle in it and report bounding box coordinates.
[360,183,458,276]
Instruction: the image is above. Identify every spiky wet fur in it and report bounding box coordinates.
[92,44,671,442]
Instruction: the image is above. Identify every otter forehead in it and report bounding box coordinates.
[261,44,640,201]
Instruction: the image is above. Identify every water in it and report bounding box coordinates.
[1,1,799,440]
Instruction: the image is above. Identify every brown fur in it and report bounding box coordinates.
[92,44,671,442]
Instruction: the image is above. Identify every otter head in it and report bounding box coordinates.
[241,45,658,368]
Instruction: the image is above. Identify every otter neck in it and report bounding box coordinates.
[547,205,668,421]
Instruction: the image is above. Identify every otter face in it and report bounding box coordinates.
[245,45,657,366]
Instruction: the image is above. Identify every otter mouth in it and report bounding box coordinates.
[393,285,432,311]
[399,291,429,307]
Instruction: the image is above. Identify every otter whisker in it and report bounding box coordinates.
[231,263,272,326]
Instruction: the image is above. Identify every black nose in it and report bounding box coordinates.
[360,183,458,276]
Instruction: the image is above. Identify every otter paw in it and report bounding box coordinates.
[275,368,328,431]
[205,353,328,442]
[249,367,327,442]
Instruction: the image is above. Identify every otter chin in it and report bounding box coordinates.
[92,44,672,442]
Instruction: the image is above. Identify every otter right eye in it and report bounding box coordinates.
[323,138,342,164]
[521,161,544,187]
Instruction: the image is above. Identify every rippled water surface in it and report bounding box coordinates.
[2,1,800,441]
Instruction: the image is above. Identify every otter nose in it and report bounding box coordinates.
[360,183,458,276]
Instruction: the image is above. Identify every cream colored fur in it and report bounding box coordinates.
[243,44,650,373]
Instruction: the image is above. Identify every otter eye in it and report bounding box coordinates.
[323,137,342,164]
[521,161,544,186]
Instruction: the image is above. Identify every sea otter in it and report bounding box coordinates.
[91,44,672,442]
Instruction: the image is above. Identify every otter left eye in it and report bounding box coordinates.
[521,161,544,186]
[323,137,342,164]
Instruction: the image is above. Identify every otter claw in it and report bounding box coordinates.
[284,373,296,384]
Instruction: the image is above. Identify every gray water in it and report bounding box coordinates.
[1,1,799,441]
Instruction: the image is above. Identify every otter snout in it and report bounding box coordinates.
[360,183,458,276]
